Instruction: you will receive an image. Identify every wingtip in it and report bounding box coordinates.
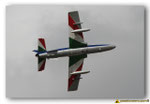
[68,11,78,14]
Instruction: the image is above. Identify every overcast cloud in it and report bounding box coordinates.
[6,5,145,98]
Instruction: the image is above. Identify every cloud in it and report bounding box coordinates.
[6,5,144,98]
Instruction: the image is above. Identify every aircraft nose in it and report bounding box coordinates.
[100,45,116,51]
[110,45,116,49]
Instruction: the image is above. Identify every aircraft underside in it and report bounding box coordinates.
[33,11,116,91]
[38,45,115,59]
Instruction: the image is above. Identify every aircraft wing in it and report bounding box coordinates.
[68,11,88,91]
[68,11,87,48]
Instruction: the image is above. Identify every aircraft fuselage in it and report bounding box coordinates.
[38,44,115,59]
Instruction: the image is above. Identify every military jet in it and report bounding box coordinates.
[33,11,116,91]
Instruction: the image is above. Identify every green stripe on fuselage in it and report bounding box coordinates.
[69,38,87,48]
[69,54,87,67]
[69,38,87,67]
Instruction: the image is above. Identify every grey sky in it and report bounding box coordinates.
[6,5,145,98]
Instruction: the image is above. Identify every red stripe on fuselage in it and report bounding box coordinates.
[68,14,83,39]
[68,63,83,90]
[39,38,46,49]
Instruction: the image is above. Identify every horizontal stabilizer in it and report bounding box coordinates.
[73,22,83,25]
[70,70,90,75]
[38,57,46,71]
[38,38,47,71]
[71,28,90,33]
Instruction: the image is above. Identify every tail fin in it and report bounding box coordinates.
[38,38,46,71]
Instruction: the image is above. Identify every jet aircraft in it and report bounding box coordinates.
[33,11,116,91]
